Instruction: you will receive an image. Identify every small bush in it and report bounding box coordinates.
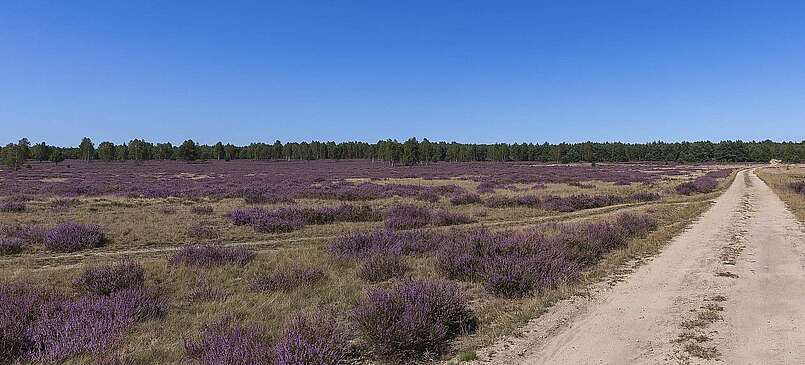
[0,237,24,255]
[450,193,481,205]
[0,201,25,213]
[169,245,256,267]
[25,288,165,363]
[384,205,431,231]
[327,231,402,259]
[187,222,221,240]
[789,181,805,195]
[184,317,272,365]
[357,253,409,283]
[352,279,476,360]
[44,222,106,252]
[2,224,46,244]
[191,205,214,215]
[431,210,476,226]
[249,267,327,292]
[0,283,60,361]
[483,195,516,208]
[273,310,351,365]
[676,176,719,195]
[73,261,145,296]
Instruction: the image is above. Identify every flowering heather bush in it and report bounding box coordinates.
[228,204,379,234]
[676,176,719,195]
[0,283,60,361]
[0,237,24,255]
[357,253,409,283]
[249,267,327,292]
[328,230,443,259]
[73,261,145,296]
[483,195,517,208]
[273,310,351,365]
[450,193,482,205]
[187,222,221,240]
[476,181,497,194]
[2,224,46,244]
[484,192,657,212]
[435,213,656,297]
[184,317,271,365]
[0,201,25,212]
[789,181,805,195]
[241,188,294,204]
[431,210,476,226]
[169,245,256,267]
[191,205,214,215]
[352,279,476,360]
[628,191,661,202]
[328,231,402,259]
[44,222,106,252]
[384,204,432,231]
[558,213,657,267]
[24,287,165,363]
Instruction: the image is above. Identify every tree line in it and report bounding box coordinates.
[2,137,804,170]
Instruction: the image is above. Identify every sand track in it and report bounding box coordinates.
[478,169,805,364]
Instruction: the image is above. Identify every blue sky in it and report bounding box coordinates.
[2,1,805,146]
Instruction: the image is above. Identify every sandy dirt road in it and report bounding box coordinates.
[478,169,805,364]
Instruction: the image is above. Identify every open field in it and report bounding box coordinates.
[0,160,741,364]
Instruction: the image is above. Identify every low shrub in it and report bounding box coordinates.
[431,210,476,226]
[44,222,106,252]
[187,222,221,240]
[273,310,351,365]
[357,253,409,283]
[0,283,60,361]
[0,201,25,212]
[449,193,481,205]
[228,205,379,234]
[789,181,805,194]
[184,317,271,365]
[384,205,432,231]
[25,287,165,363]
[0,237,24,255]
[73,261,145,296]
[191,205,214,215]
[2,224,46,244]
[327,231,402,259]
[169,245,256,267]
[352,279,476,360]
[482,195,516,208]
[249,267,327,292]
[676,176,719,195]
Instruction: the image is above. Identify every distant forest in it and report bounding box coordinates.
[2,137,804,169]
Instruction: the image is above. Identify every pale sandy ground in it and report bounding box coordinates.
[475,169,805,364]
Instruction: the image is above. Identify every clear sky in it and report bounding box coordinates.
[2,1,805,146]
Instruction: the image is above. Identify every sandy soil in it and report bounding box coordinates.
[476,169,805,364]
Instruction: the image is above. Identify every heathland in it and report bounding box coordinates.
[0,158,746,364]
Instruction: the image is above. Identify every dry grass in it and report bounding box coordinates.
[756,165,805,222]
